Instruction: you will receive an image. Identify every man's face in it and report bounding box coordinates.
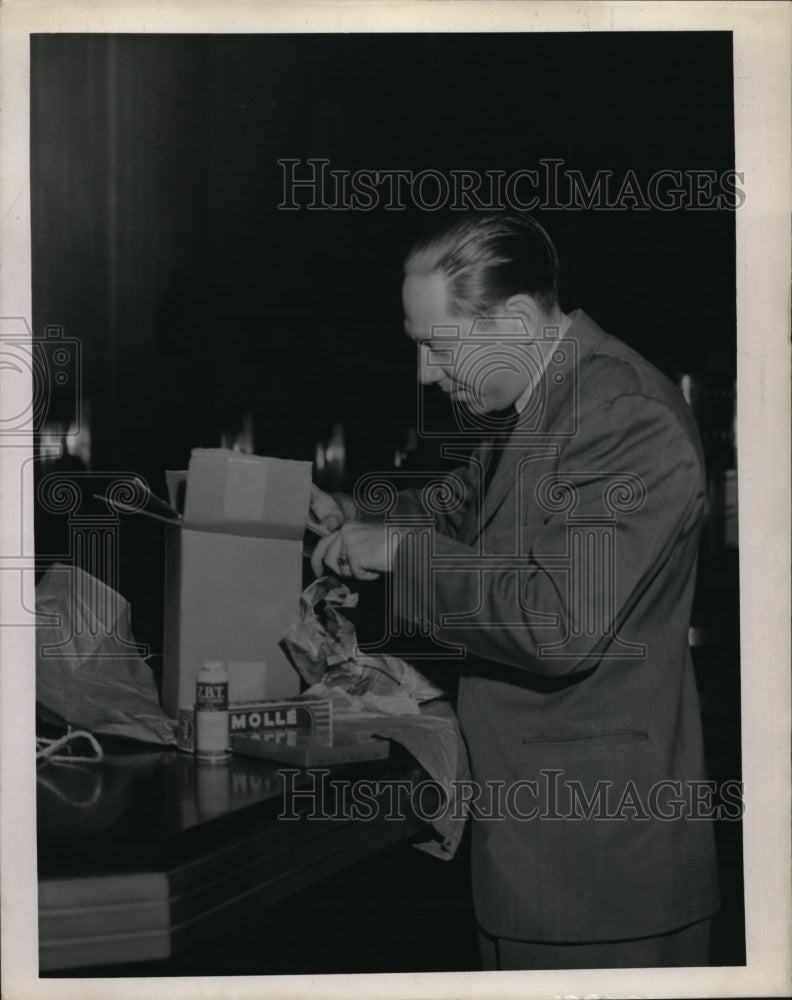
[402,272,537,414]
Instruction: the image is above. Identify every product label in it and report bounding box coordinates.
[177,707,195,752]
[259,729,298,745]
[196,681,228,711]
[226,699,331,739]
[229,705,305,732]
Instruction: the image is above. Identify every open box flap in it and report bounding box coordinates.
[96,452,312,539]
[182,449,312,540]
[93,481,182,525]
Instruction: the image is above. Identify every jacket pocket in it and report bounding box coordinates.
[521,729,649,749]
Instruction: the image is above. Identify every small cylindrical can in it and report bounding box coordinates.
[177,706,195,753]
[195,661,230,763]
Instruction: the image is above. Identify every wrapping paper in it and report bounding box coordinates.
[283,578,469,856]
[326,698,471,860]
[281,577,444,712]
[36,564,176,745]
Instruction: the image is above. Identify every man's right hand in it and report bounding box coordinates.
[309,485,352,533]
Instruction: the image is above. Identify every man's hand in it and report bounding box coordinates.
[310,522,392,580]
[309,485,348,533]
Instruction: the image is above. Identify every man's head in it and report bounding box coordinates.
[402,212,563,414]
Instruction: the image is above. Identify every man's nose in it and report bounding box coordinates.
[418,363,445,385]
[418,346,454,385]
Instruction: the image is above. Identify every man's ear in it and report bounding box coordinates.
[503,294,541,337]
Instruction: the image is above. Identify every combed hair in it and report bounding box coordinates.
[404,211,560,317]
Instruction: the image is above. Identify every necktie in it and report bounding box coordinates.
[483,406,519,495]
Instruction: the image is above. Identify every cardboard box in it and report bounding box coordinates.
[131,449,312,717]
[230,733,390,766]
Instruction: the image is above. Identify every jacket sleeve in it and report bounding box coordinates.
[385,459,482,537]
[392,393,705,677]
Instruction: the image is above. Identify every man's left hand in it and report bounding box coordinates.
[310,522,392,580]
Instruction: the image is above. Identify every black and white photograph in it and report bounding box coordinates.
[1,3,789,998]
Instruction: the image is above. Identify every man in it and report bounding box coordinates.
[310,212,719,969]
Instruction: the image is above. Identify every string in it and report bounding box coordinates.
[36,728,104,764]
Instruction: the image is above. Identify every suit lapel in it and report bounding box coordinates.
[456,446,486,544]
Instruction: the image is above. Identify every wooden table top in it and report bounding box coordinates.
[38,740,431,972]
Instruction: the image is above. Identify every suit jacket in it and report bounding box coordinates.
[392,310,720,942]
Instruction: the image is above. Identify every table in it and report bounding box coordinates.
[37,742,431,972]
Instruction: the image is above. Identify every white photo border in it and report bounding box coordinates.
[1,2,789,998]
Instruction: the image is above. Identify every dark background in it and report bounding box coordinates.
[31,33,736,483]
[31,32,743,973]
